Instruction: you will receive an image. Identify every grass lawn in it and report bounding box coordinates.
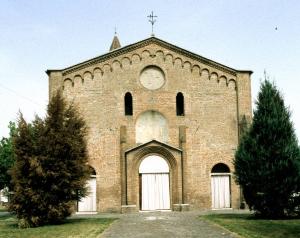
[202,213,300,238]
[0,205,7,212]
[0,213,116,238]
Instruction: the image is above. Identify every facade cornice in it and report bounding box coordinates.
[46,37,252,77]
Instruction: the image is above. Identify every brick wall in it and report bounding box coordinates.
[48,42,252,211]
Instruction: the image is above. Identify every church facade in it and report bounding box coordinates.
[47,36,252,213]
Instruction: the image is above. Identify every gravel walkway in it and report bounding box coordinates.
[97,211,240,238]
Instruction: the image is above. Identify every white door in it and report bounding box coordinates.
[139,155,170,211]
[78,177,97,212]
[141,173,170,210]
[211,175,230,209]
[0,189,8,203]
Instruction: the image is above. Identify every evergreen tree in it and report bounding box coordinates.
[9,92,90,228]
[234,80,300,218]
[0,122,17,190]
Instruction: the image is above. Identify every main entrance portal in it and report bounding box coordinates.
[139,155,170,211]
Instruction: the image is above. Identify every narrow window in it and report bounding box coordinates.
[125,92,133,115]
[176,92,184,116]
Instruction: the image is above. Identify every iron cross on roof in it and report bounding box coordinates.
[147,11,157,36]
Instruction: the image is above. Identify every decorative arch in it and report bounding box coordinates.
[155,50,165,61]
[174,57,183,68]
[121,57,131,68]
[183,61,192,71]
[210,72,218,82]
[201,68,210,79]
[74,75,83,86]
[133,146,178,171]
[112,60,122,70]
[192,65,201,75]
[83,71,93,79]
[63,78,73,90]
[83,71,93,83]
[141,50,151,59]
[219,75,228,86]
[93,67,103,79]
[228,79,236,90]
[131,53,141,64]
[103,63,112,73]
[165,53,174,65]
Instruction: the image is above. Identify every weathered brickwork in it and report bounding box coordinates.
[47,37,252,212]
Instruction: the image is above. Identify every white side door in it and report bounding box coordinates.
[78,177,97,212]
[211,175,230,209]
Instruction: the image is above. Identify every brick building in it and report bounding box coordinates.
[46,35,252,213]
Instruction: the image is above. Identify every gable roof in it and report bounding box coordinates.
[46,36,252,76]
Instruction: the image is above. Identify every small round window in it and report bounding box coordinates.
[139,66,165,90]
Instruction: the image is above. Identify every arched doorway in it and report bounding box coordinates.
[211,163,231,209]
[78,166,97,213]
[139,155,170,210]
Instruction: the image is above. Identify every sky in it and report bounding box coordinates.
[0,0,299,139]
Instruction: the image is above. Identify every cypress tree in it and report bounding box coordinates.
[10,92,90,227]
[9,115,39,227]
[234,80,300,218]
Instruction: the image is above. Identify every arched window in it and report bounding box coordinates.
[124,92,133,116]
[176,92,184,116]
[211,163,230,173]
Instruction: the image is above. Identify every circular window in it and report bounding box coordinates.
[140,66,165,90]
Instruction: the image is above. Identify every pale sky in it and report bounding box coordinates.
[0,0,299,140]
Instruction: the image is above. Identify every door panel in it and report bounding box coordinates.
[78,178,97,212]
[211,175,230,209]
[141,173,170,210]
